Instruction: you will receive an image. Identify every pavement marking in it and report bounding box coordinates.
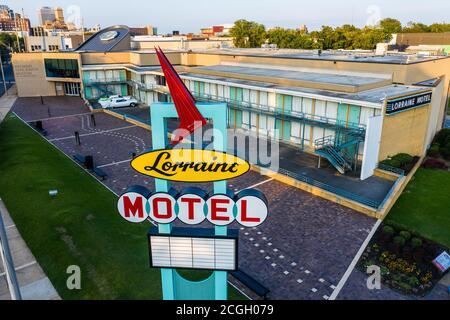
[97,159,133,168]
[328,219,382,301]
[236,178,274,193]
[48,125,136,141]
[0,261,38,277]
[27,112,93,123]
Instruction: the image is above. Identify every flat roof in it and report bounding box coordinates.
[180,71,428,107]
[189,48,449,65]
[193,65,388,88]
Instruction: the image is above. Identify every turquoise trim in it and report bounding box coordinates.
[150,102,229,300]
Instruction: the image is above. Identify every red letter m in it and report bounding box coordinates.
[123,196,145,218]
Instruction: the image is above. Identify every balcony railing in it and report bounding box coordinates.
[83,78,126,85]
[191,92,366,135]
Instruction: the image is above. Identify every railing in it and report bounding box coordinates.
[0,206,22,300]
[83,78,126,85]
[278,168,381,208]
[191,92,366,135]
[314,135,335,150]
[127,80,168,93]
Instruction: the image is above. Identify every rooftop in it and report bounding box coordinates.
[190,64,391,92]
[180,71,428,108]
[189,48,449,65]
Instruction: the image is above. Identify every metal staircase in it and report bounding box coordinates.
[315,130,364,174]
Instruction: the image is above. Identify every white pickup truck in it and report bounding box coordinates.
[99,95,138,109]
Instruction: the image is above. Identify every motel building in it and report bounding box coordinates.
[11,26,450,213]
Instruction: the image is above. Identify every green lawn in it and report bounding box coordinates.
[0,114,244,300]
[386,168,450,249]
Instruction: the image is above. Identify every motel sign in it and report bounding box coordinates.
[118,186,268,228]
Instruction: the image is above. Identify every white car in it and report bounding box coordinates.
[99,95,138,109]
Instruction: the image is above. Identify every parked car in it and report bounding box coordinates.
[99,95,138,109]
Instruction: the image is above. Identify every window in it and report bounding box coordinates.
[156,75,166,86]
[44,59,80,78]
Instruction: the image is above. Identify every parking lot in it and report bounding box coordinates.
[11,97,379,300]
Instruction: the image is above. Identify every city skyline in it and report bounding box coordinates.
[2,0,450,34]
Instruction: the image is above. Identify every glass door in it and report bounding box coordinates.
[64,82,81,96]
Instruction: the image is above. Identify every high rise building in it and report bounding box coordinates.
[38,6,55,25]
[0,11,30,32]
[54,7,64,23]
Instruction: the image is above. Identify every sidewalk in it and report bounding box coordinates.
[0,85,17,122]
[0,200,60,300]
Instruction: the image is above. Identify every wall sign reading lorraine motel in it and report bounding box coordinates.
[130,148,250,182]
[386,91,432,115]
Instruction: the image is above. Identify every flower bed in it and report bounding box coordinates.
[357,223,448,296]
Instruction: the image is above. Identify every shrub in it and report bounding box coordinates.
[411,237,423,249]
[399,231,411,241]
[393,236,406,247]
[408,276,420,287]
[434,128,450,147]
[428,143,441,158]
[380,153,414,169]
[382,225,395,235]
[394,153,414,167]
[440,141,450,160]
[422,158,449,170]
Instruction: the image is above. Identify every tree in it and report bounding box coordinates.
[230,20,266,48]
[0,33,22,62]
[429,23,450,33]
[379,18,402,34]
[403,22,431,33]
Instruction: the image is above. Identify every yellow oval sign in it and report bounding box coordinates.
[131,149,250,182]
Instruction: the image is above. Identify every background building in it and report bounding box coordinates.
[0,10,30,32]
[38,6,68,31]
[200,24,234,38]
[38,6,55,25]
[130,25,158,36]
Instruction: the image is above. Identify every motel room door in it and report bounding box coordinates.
[337,103,361,127]
[275,119,291,141]
[229,87,243,129]
[275,94,292,141]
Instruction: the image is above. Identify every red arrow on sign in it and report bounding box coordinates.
[155,47,207,145]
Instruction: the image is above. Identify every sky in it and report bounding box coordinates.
[3,0,450,34]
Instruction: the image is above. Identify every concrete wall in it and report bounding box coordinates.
[396,32,450,46]
[378,101,431,160]
[12,52,56,96]
[361,115,383,180]
[12,52,82,97]
[133,39,233,50]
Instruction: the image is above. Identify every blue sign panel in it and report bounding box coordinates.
[386,92,432,115]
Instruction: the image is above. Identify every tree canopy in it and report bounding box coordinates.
[230,18,450,50]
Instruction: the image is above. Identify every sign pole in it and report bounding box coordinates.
[212,103,228,300]
[151,109,175,300]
